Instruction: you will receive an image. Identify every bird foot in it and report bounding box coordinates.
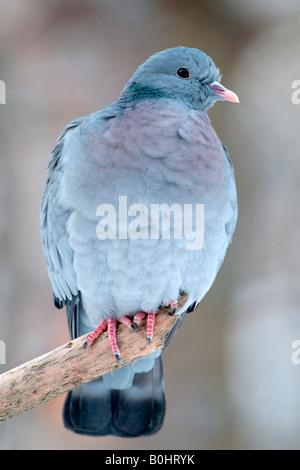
[84,300,178,362]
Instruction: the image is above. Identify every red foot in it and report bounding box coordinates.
[84,299,178,362]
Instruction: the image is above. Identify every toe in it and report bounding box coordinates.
[146,310,156,345]
[108,318,122,363]
[169,299,178,315]
[119,316,135,331]
[85,319,108,347]
[133,311,146,330]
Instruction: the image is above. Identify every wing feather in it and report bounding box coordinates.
[40,118,83,304]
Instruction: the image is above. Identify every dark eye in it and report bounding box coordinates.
[177,68,191,79]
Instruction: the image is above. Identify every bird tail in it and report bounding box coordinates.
[63,355,165,437]
[62,294,165,437]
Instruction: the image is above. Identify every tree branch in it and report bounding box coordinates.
[0,295,188,422]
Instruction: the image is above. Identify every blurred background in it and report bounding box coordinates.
[0,0,300,450]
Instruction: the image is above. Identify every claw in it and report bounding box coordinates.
[114,353,123,365]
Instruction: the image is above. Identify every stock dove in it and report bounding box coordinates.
[40,46,238,437]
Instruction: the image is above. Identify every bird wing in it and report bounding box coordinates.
[40,118,84,307]
[222,142,238,244]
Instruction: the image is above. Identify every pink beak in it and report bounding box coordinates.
[209,81,239,103]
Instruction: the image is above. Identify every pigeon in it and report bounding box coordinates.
[40,46,238,437]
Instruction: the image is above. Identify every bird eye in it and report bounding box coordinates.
[177,68,191,79]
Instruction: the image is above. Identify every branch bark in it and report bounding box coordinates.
[0,295,188,422]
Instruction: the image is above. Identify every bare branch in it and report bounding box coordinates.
[0,295,188,422]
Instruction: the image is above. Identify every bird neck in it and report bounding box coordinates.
[119,82,169,106]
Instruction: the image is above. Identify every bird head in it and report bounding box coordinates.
[120,47,239,112]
